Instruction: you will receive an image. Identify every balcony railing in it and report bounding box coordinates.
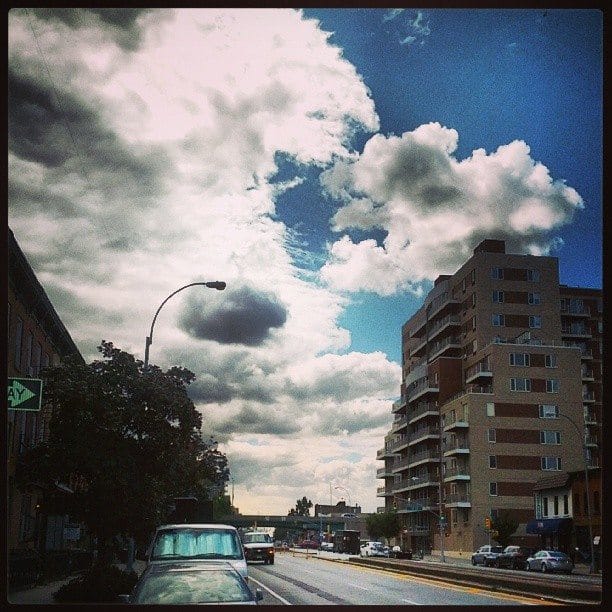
[445,493,471,505]
[465,361,493,383]
[391,415,409,433]
[408,403,439,423]
[407,378,439,401]
[391,456,412,472]
[561,325,591,337]
[377,467,394,478]
[409,427,440,444]
[443,466,470,480]
[584,436,598,447]
[560,304,590,316]
[444,439,470,454]
[582,391,595,402]
[389,436,409,452]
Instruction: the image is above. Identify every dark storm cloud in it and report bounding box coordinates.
[8,68,171,196]
[214,406,299,436]
[30,8,155,51]
[188,376,275,406]
[179,285,287,347]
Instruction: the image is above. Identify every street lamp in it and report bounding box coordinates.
[144,281,226,368]
[559,412,595,574]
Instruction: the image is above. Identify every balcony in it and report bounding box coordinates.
[407,379,439,402]
[444,439,470,456]
[465,362,493,384]
[561,303,590,316]
[397,497,438,513]
[584,435,598,448]
[389,435,409,453]
[409,426,441,445]
[376,486,394,497]
[377,446,398,460]
[582,391,595,403]
[411,315,461,356]
[377,466,395,478]
[409,292,460,337]
[584,411,597,425]
[408,403,439,425]
[443,417,469,432]
[561,325,591,339]
[444,493,471,507]
[392,396,407,413]
[581,369,595,381]
[443,466,471,482]
[391,456,412,473]
[406,476,439,490]
[391,415,409,433]
[429,335,462,361]
[409,449,441,467]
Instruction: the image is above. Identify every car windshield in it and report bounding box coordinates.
[244,533,270,544]
[549,552,569,559]
[151,528,243,561]
[134,568,252,604]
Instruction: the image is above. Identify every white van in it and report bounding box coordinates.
[146,524,248,581]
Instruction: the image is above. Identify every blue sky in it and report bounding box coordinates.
[8,8,602,513]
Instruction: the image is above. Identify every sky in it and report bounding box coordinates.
[8,8,602,515]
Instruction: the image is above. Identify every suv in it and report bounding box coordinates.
[242,531,274,565]
[494,546,535,570]
[146,524,248,581]
[471,544,504,566]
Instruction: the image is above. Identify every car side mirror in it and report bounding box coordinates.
[255,588,264,601]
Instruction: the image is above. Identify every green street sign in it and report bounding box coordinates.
[8,378,43,411]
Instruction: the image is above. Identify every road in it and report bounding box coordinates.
[247,553,556,606]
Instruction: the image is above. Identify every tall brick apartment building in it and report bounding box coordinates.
[376,239,602,555]
[7,228,84,559]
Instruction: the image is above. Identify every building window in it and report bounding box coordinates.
[492,290,504,303]
[489,455,497,468]
[546,379,560,393]
[540,430,561,445]
[486,402,495,417]
[492,313,505,327]
[527,269,540,282]
[471,293,476,307]
[471,269,476,285]
[510,378,531,392]
[14,316,23,370]
[545,354,558,368]
[541,457,561,471]
[491,267,504,279]
[488,428,496,443]
[529,315,542,329]
[563,494,569,515]
[543,497,549,516]
[539,404,559,418]
[472,339,478,354]
[573,493,581,515]
[528,292,541,305]
[509,353,530,366]
[554,496,559,515]
[489,482,498,496]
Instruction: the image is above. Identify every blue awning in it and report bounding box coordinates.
[526,518,573,535]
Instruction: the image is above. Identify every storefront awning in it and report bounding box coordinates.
[526,518,573,535]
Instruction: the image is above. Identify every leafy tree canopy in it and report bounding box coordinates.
[288,496,313,516]
[365,511,400,544]
[491,511,519,548]
[17,341,229,552]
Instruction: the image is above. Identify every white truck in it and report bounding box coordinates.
[242,531,275,565]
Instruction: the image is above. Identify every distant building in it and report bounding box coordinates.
[314,500,361,517]
[8,228,84,556]
[376,239,602,556]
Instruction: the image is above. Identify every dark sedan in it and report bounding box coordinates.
[119,561,263,605]
[494,546,536,570]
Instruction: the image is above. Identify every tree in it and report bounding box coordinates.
[366,511,400,544]
[288,496,313,516]
[16,341,229,561]
[491,511,519,548]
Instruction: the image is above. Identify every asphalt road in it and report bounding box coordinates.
[247,551,555,606]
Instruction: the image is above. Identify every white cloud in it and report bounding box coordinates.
[320,123,584,295]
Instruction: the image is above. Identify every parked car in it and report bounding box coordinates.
[360,541,388,557]
[298,540,319,549]
[471,545,504,566]
[390,545,413,560]
[119,561,263,605]
[145,524,248,581]
[525,550,574,574]
[319,541,334,551]
[494,546,535,570]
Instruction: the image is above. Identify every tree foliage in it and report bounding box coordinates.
[365,511,401,544]
[491,511,519,548]
[17,341,229,554]
[288,496,313,516]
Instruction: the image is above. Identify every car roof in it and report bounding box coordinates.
[156,524,237,531]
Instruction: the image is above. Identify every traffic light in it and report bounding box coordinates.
[485,517,491,529]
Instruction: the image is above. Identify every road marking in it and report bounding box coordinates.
[249,576,293,605]
[349,583,370,591]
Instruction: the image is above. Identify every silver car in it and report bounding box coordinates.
[525,550,573,574]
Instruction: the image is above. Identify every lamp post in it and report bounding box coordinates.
[559,412,595,574]
[143,281,226,368]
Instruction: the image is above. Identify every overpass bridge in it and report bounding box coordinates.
[217,514,347,532]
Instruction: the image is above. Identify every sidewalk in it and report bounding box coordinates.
[7,560,146,605]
